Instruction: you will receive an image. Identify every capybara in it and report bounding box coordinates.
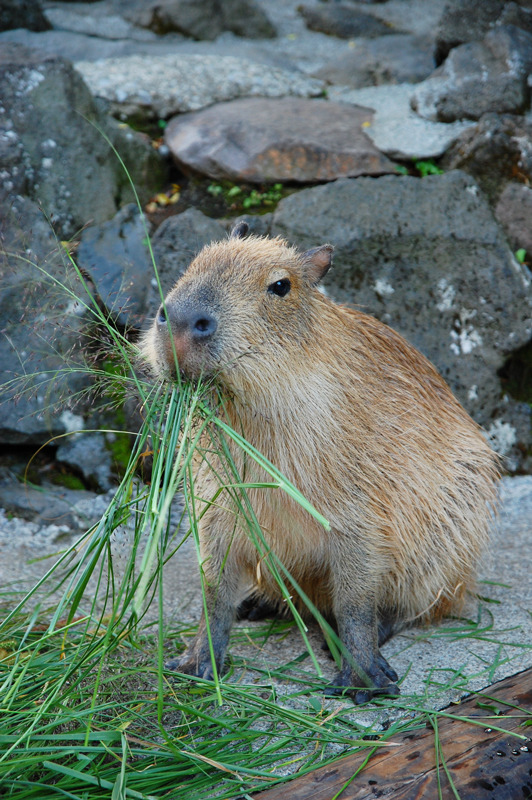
[141,221,499,702]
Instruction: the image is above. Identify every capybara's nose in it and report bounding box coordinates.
[158,305,217,340]
[190,312,217,340]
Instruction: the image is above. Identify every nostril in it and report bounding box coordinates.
[192,314,217,338]
[194,317,211,333]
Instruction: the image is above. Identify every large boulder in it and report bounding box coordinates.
[0,197,91,445]
[115,0,276,40]
[440,113,532,204]
[76,204,153,329]
[272,171,532,471]
[164,97,395,183]
[411,26,532,122]
[434,0,532,63]
[0,43,165,239]
[148,208,227,311]
[495,183,532,254]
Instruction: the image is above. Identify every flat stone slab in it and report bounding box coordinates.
[0,475,531,733]
[329,82,474,159]
[164,96,395,183]
[75,53,325,119]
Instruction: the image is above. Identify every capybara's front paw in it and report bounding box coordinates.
[165,649,219,681]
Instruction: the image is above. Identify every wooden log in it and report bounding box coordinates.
[253,669,532,800]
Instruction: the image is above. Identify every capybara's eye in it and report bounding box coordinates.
[268,278,291,297]
[157,306,167,324]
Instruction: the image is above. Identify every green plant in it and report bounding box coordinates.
[414,159,444,177]
[207,181,284,211]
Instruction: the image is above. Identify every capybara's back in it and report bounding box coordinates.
[142,223,499,701]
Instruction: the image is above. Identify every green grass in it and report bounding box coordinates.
[1,137,531,800]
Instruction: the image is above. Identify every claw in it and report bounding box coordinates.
[377,653,399,683]
[165,652,218,681]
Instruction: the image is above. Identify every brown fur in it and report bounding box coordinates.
[141,230,499,701]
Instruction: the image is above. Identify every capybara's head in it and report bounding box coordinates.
[142,222,333,391]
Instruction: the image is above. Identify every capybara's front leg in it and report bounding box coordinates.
[326,567,400,704]
[166,589,234,680]
[166,524,241,680]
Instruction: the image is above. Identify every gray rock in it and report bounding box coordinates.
[315,34,435,88]
[0,481,99,529]
[0,43,162,239]
[0,24,191,61]
[440,113,532,203]
[495,182,532,254]
[0,196,92,445]
[74,53,325,121]
[498,2,532,35]
[44,5,135,40]
[434,0,505,64]
[434,0,532,63]
[343,0,446,39]
[411,26,532,122]
[0,43,115,237]
[0,0,50,32]
[56,433,115,491]
[298,4,399,38]
[115,0,276,40]
[212,0,277,39]
[76,204,153,329]
[148,208,227,311]
[272,172,532,471]
[165,97,395,183]
[108,123,168,213]
[222,213,273,239]
[328,83,474,160]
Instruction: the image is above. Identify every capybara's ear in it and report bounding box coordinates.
[302,244,333,285]
[230,221,249,239]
